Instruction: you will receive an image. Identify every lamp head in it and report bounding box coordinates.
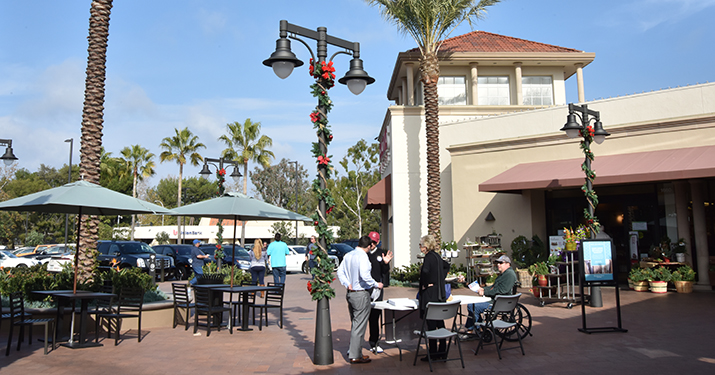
[1,146,18,166]
[198,163,211,177]
[592,120,610,144]
[560,113,582,139]
[262,38,304,79]
[230,166,242,182]
[338,57,375,95]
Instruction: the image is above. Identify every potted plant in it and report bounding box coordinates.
[529,261,550,286]
[647,266,671,293]
[671,265,696,293]
[672,239,687,263]
[628,267,649,292]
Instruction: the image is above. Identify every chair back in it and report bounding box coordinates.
[95,284,116,313]
[241,281,257,304]
[194,287,211,307]
[7,292,25,323]
[491,293,521,315]
[117,287,144,314]
[424,301,460,321]
[172,283,191,306]
[265,283,284,305]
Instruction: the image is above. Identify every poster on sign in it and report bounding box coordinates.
[579,239,617,286]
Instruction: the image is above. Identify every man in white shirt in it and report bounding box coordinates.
[337,235,383,364]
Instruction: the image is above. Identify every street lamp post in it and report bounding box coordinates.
[263,20,374,366]
[288,160,299,245]
[199,156,242,258]
[561,103,610,307]
[64,138,73,246]
[0,139,18,166]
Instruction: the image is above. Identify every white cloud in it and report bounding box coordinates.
[197,8,227,35]
[607,0,715,32]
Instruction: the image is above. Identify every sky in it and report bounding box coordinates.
[2,0,715,195]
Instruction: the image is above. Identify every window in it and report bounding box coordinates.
[478,76,510,105]
[437,76,467,105]
[522,76,553,106]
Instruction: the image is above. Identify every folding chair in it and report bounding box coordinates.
[96,287,145,345]
[474,293,525,359]
[172,283,195,330]
[254,283,284,330]
[194,287,231,336]
[5,292,55,355]
[412,301,464,372]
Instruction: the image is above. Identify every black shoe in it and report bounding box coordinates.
[350,356,371,364]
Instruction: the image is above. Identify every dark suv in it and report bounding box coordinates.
[96,240,174,278]
[152,244,194,280]
[199,244,251,271]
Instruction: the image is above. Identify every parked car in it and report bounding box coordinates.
[328,243,354,264]
[198,244,251,271]
[0,250,40,268]
[340,239,359,249]
[287,245,339,273]
[11,246,35,256]
[96,240,174,278]
[16,243,64,258]
[152,244,194,280]
[27,245,75,263]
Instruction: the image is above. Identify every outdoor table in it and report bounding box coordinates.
[52,291,116,348]
[450,294,491,328]
[214,285,280,332]
[32,289,94,344]
[372,298,418,361]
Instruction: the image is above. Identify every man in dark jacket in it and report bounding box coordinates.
[464,255,517,333]
[366,231,392,354]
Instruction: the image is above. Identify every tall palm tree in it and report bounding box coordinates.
[77,0,113,281]
[219,118,274,245]
[120,144,156,240]
[365,0,500,244]
[159,128,205,244]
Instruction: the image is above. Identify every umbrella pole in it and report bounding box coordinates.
[230,215,237,287]
[73,207,83,294]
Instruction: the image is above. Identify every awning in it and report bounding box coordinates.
[364,174,391,209]
[479,145,715,193]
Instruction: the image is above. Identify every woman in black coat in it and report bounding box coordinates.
[418,234,451,359]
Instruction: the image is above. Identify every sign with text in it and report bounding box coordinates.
[579,239,616,286]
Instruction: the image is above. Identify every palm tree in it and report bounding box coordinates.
[77,0,114,282]
[365,0,500,244]
[219,118,274,245]
[159,128,205,244]
[120,144,156,240]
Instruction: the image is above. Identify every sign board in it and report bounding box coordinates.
[579,239,616,286]
[632,221,647,231]
[549,236,565,255]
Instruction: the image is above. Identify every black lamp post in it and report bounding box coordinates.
[263,20,374,366]
[0,139,18,166]
[198,157,242,183]
[561,103,610,307]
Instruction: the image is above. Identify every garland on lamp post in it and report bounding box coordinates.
[579,124,601,235]
[214,168,226,266]
[306,59,337,301]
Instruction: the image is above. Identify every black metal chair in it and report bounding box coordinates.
[254,282,284,330]
[171,283,194,330]
[413,301,464,372]
[5,292,55,356]
[474,293,525,359]
[194,287,231,336]
[96,287,145,345]
[93,284,116,342]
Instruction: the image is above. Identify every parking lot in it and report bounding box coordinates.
[1,272,714,374]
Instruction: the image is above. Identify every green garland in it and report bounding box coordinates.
[307,59,337,301]
[214,168,226,262]
[579,125,601,235]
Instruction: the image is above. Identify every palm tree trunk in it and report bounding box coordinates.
[131,168,137,240]
[421,52,441,244]
[177,163,183,244]
[78,0,113,282]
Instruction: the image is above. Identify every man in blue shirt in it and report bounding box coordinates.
[337,236,383,364]
[189,239,210,286]
[267,233,290,285]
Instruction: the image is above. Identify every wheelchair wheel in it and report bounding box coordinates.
[495,302,532,342]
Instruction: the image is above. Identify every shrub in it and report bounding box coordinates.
[528,261,549,276]
[628,267,649,282]
[390,263,421,283]
[510,235,548,269]
[671,265,696,282]
[647,266,672,282]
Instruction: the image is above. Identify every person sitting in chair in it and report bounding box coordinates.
[463,255,517,337]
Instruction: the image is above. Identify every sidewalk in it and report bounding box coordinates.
[1,272,714,374]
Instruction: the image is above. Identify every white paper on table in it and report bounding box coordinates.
[387,298,418,309]
[468,280,480,292]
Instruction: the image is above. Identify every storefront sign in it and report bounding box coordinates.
[579,239,616,286]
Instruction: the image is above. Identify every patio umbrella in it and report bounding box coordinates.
[169,192,312,286]
[0,180,172,292]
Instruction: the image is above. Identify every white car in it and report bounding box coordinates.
[0,250,40,268]
[286,245,339,273]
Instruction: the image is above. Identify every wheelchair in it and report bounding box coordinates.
[464,282,533,343]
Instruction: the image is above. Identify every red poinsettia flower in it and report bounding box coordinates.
[326,206,334,215]
[322,72,330,80]
[586,125,594,137]
[317,155,330,165]
[218,168,226,176]
[307,281,313,293]
[310,112,320,123]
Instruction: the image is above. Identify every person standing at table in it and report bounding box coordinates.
[190,239,210,286]
[267,233,289,285]
[337,235,383,364]
[418,234,451,360]
[366,231,393,354]
[249,238,267,288]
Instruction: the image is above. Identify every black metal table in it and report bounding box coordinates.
[214,285,280,332]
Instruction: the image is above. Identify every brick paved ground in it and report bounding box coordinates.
[1,272,714,374]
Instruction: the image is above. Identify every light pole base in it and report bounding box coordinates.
[313,297,334,365]
[590,286,603,307]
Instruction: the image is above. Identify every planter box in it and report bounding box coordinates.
[633,280,649,292]
[649,280,668,293]
[674,280,693,293]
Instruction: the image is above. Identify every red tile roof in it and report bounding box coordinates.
[409,30,582,53]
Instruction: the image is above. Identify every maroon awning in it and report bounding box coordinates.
[479,145,715,193]
[364,174,391,209]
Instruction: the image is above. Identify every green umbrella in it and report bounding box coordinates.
[0,180,171,292]
[169,192,312,285]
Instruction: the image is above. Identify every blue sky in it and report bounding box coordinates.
[2,0,714,194]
